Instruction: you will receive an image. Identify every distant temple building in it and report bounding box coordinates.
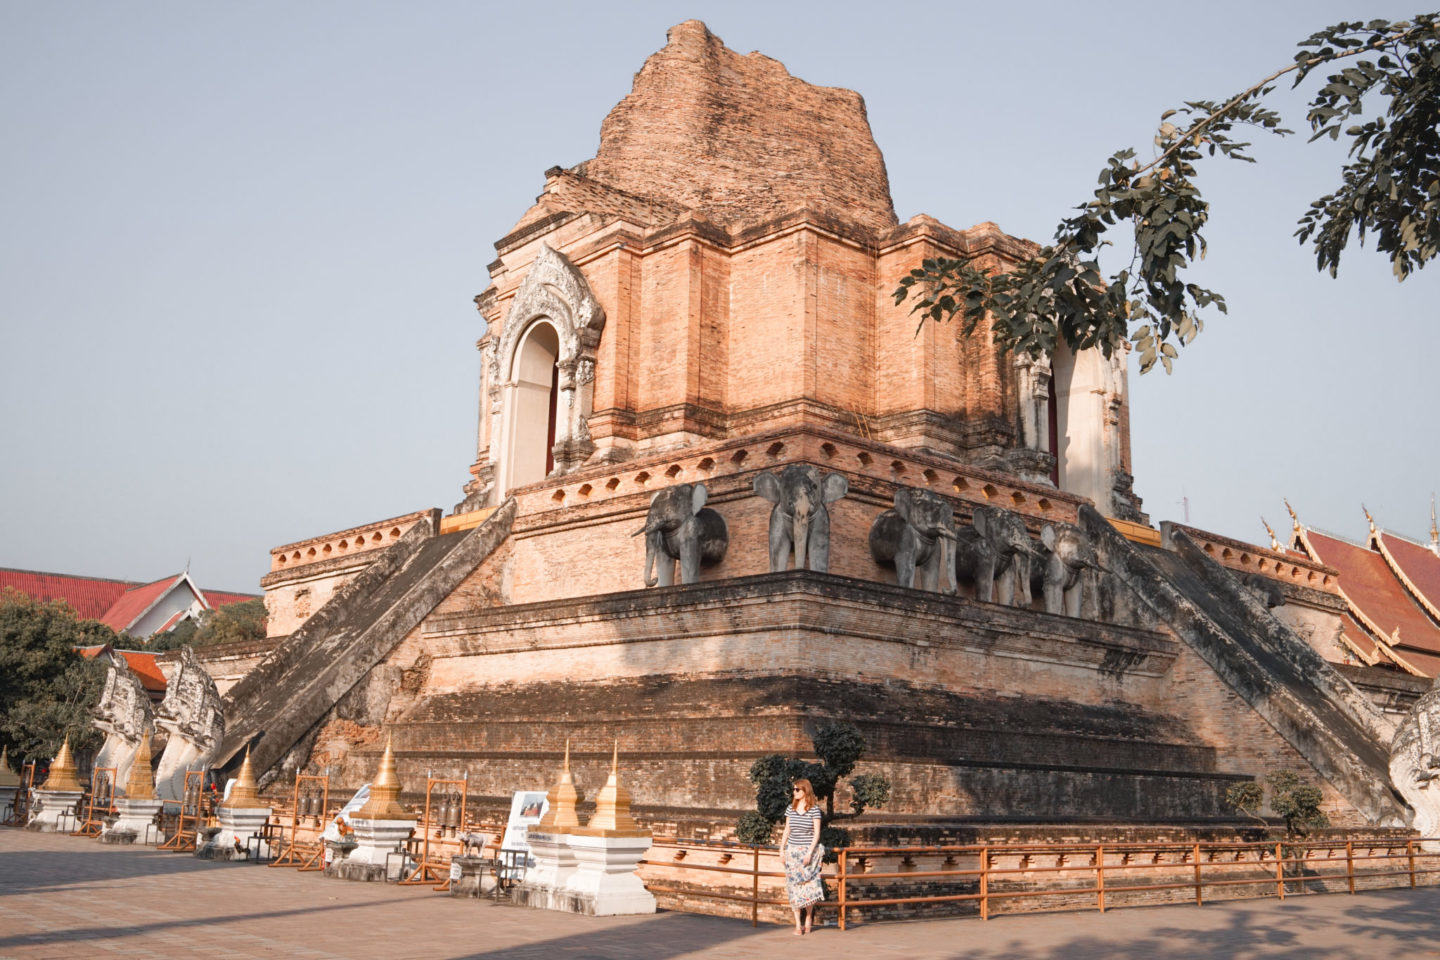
[0,567,257,638]
[194,23,1436,839]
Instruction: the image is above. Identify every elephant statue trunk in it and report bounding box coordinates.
[635,482,730,587]
[868,486,958,594]
[754,465,848,574]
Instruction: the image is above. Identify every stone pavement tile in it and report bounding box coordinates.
[5,829,1440,959]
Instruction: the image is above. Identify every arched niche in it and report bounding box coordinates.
[503,321,560,490]
[487,244,606,496]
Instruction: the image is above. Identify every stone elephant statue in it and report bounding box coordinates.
[754,464,848,573]
[1036,522,1099,618]
[868,486,958,593]
[633,482,729,586]
[967,505,1037,607]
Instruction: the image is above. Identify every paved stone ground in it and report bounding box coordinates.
[3,830,1440,959]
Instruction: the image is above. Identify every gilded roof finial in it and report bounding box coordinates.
[1429,494,1437,555]
[1284,498,1301,530]
[124,732,156,799]
[355,736,408,819]
[538,738,581,829]
[46,735,82,792]
[1363,503,1376,534]
[1261,517,1282,552]
[0,745,20,789]
[221,746,262,809]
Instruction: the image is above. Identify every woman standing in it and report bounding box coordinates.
[780,777,824,935]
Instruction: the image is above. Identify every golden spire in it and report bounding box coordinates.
[0,745,19,789]
[220,747,262,809]
[538,739,581,830]
[355,736,408,819]
[46,736,82,792]
[582,740,641,834]
[124,732,156,800]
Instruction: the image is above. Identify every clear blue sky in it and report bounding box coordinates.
[1,1,1434,592]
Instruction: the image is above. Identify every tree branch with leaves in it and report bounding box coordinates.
[895,14,1439,374]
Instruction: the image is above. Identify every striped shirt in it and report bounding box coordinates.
[785,804,821,847]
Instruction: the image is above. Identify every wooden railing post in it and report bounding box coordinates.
[980,846,990,920]
[751,846,760,928]
[1194,842,1203,906]
[838,848,848,931]
[1409,840,1417,889]
[1275,842,1285,900]
[1096,843,1105,913]
[1346,840,1355,894]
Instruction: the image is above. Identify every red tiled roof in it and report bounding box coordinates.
[202,590,259,609]
[1305,530,1440,672]
[1379,533,1440,623]
[0,568,134,619]
[97,575,183,633]
[1338,613,1385,664]
[115,649,167,694]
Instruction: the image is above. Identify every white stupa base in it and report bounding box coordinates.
[559,832,656,916]
[512,828,579,910]
[26,789,83,832]
[103,797,165,844]
[325,817,415,881]
[196,805,272,861]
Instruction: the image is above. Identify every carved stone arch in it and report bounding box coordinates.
[488,244,606,494]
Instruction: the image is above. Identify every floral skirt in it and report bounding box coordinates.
[783,844,824,909]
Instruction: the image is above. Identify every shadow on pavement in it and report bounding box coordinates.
[447,911,769,960]
[0,848,219,895]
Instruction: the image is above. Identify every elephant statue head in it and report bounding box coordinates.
[970,505,1038,607]
[868,486,958,593]
[1037,522,1100,617]
[633,482,729,586]
[754,464,848,573]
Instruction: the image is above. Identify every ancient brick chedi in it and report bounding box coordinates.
[217,22,1427,837]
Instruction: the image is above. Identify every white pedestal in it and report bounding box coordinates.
[104,797,165,844]
[196,806,272,861]
[562,833,656,916]
[513,828,579,910]
[326,817,415,881]
[26,789,82,832]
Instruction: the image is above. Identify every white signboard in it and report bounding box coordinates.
[500,790,549,867]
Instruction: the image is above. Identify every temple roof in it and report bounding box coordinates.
[510,20,898,240]
[1293,519,1440,676]
[0,567,258,637]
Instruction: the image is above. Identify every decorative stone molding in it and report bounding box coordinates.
[488,244,607,494]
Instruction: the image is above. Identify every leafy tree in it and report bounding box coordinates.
[895,15,1439,373]
[0,588,109,768]
[1226,769,1330,835]
[735,720,891,859]
[147,597,267,652]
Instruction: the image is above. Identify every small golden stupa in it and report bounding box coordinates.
[124,732,157,800]
[575,741,648,837]
[45,736,83,792]
[355,737,408,819]
[220,747,262,809]
[0,745,20,789]
[537,740,581,830]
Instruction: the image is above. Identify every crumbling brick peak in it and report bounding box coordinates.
[574,19,898,235]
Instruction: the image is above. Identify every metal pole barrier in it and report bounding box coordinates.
[1096,843,1105,912]
[1194,842,1203,906]
[838,848,847,931]
[751,846,759,928]
[1409,840,1417,889]
[1346,840,1355,894]
[1275,842,1285,899]
[980,846,990,920]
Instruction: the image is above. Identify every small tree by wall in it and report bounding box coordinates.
[735,720,890,860]
[1226,769,1331,836]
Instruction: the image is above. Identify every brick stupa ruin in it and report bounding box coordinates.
[209,22,1424,839]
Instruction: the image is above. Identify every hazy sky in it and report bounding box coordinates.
[1,1,1434,593]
